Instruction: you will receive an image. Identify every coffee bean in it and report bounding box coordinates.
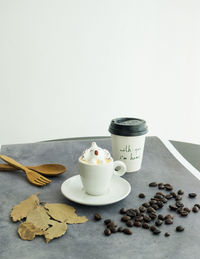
[104,228,111,236]
[121,216,131,222]
[155,219,163,226]
[165,184,173,191]
[158,184,165,190]
[117,227,124,232]
[180,211,188,217]
[153,198,160,202]
[134,221,142,227]
[170,192,177,198]
[161,198,168,203]
[195,204,200,209]
[165,218,173,225]
[178,190,184,195]
[169,205,177,211]
[126,209,136,218]
[157,198,166,205]
[153,228,161,235]
[119,208,126,214]
[143,215,151,222]
[177,208,183,214]
[192,206,199,213]
[149,182,157,187]
[149,213,157,220]
[107,222,117,229]
[135,209,140,216]
[165,232,170,237]
[139,193,145,198]
[156,192,165,196]
[110,227,117,233]
[175,195,182,201]
[165,183,171,186]
[150,225,156,232]
[139,206,146,213]
[157,201,164,208]
[176,201,184,208]
[104,219,112,225]
[151,197,158,202]
[126,220,134,227]
[150,200,157,206]
[147,207,153,213]
[142,223,150,229]
[151,204,159,210]
[154,195,163,200]
[183,207,190,213]
[142,202,150,208]
[158,214,164,220]
[135,216,143,222]
[164,214,174,220]
[94,213,102,221]
[165,194,173,200]
[147,207,156,214]
[123,228,132,235]
[189,193,197,198]
[176,225,184,232]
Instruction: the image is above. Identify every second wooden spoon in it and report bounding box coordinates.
[0,163,66,176]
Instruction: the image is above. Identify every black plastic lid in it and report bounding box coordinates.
[109,117,148,136]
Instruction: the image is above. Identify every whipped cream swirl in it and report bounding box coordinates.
[80,142,112,164]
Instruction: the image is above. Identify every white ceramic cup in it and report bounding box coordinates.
[111,134,146,172]
[78,158,127,196]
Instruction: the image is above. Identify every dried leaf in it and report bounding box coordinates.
[10,193,40,222]
[11,194,87,243]
[18,222,44,241]
[26,206,52,230]
[66,215,88,224]
[44,221,67,243]
[44,203,88,224]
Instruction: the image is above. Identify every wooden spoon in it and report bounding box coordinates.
[0,155,51,186]
[0,163,66,176]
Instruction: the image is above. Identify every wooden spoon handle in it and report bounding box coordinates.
[0,163,16,171]
[0,155,28,172]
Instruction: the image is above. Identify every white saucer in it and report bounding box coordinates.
[61,174,131,206]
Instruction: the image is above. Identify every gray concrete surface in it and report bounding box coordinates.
[0,137,200,259]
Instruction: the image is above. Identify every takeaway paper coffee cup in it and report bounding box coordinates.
[109,118,148,172]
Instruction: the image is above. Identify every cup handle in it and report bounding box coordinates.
[113,161,127,177]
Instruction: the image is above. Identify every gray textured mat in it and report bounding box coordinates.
[0,136,200,259]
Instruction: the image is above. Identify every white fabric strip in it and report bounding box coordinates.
[160,137,200,181]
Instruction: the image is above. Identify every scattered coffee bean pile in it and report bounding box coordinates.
[93,182,199,237]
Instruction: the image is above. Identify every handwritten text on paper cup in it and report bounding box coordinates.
[119,145,141,161]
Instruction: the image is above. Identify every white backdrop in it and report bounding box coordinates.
[0,0,200,145]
